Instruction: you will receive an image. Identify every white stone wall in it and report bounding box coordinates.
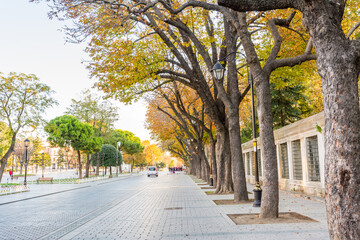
[242,112,325,197]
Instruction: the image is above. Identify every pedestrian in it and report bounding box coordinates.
[9,170,13,180]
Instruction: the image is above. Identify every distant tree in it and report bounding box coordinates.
[28,136,44,168]
[45,115,94,179]
[109,130,144,171]
[157,161,166,169]
[57,149,67,170]
[142,141,162,166]
[66,89,119,140]
[0,72,57,181]
[168,160,175,168]
[66,90,119,175]
[83,137,103,177]
[91,144,117,175]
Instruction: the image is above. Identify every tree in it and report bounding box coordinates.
[109,130,144,171]
[157,161,166,169]
[91,144,118,175]
[0,122,11,159]
[66,90,119,175]
[56,149,67,170]
[83,137,103,177]
[32,152,51,173]
[217,0,360,238]
[0,72,57,181]
[48,0,238,196]
[28,136,46,172]
[271,78,311,128]
[66,89,119,141]
[44,115,94,179]
[145,85,214,183]
[142,141,163,166]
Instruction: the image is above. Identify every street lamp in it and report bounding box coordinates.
[24,138,30,186]
[211,53,262,207]
[211,61,226,80]
[41,152,45,178]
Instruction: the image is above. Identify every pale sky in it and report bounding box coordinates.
[0,0,151,141]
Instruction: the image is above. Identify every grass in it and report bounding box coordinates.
[28,175,111,184]
[13,174,36,177]
[1,183,20,186]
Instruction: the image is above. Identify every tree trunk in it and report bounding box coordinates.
[189,159,195,175]
[228,109,249,201]
[200,154,209,183]
[255,74,279,218]
[0,134,16,182]
[199,147,210,183]
[77,150,82,179]
[215,129,233,193]
[209,136,217,188]
[195,155,201,179]
[110,166,112,176]
[301,3,360,238]
[85,154,91,178]
[96,152,100,175]
[224,17,249,202]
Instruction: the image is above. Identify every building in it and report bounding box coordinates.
[242,112,325,198]
[42,142,75,170]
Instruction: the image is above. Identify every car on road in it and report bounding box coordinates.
[147,166,158,177]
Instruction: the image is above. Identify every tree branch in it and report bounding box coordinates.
[347,21,360,39]
[217,0,295,11]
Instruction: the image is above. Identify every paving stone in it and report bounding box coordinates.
[0,173,329,240]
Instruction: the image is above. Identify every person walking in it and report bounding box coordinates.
[9,170,13,180]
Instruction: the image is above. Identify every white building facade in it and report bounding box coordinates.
[242,112,325,197]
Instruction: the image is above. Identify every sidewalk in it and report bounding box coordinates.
[0,173,329,239]
[65,173,329,240]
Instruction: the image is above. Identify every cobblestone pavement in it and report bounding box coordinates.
[0,173,329,240]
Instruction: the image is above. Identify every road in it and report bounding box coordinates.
[0,173,329,240]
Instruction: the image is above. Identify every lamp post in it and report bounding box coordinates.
[209,156,214,187]
[211,53,262,207]
[24,138,30,186]
[41,152,45,178]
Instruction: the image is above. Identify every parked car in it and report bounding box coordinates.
[147,166,158,177]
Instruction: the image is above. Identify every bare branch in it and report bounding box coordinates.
[135,80,174,95]
[347,22,360,39]
[266,11,297,63]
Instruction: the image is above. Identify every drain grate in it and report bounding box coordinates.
[164,207,183,210]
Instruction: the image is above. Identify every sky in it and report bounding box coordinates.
[0,0,151,141]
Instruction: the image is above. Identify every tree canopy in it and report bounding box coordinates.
[44,115,94,178]
[109,129,144,156]
[0,72,57,181]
